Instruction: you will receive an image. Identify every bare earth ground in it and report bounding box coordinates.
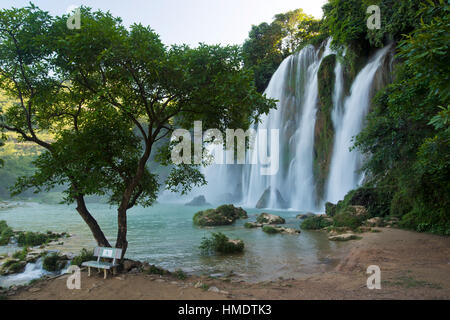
[8,228,450,300]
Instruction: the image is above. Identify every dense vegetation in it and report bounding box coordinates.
[0,5,274,256]
[246,0,449,235]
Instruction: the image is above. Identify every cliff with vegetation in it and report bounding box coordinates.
[242,0,449,235]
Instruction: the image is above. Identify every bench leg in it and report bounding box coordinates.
[104,269,107,279]
[88,266,91,277]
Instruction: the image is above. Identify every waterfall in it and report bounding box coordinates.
[325,45,391,203]
[242,40,333,211]
[197,40,391,211]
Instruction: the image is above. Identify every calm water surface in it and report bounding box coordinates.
[0,202,340,282]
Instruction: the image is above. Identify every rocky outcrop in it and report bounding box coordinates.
[314,54,337,201]
[328,233,359,241]
[185,195,211,207]
[255,187,289,209]
[296,213,315,220]
[193,205,248,227]
[262,225,301,235]
[256,213,285,225]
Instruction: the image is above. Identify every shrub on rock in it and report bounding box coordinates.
[301,215,332,230]
[256,213,285,225]
[200,232,244,254]
[193,205,247,227]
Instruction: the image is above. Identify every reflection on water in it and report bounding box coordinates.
[0,202,339,282]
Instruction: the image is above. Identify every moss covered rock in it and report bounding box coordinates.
[314,54,337,201]
[193,205,247,227]
[262,225,300,235]
[256,213,286,225]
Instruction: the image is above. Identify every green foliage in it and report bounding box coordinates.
[262,225,280,234]
[199,232,244,254]
[12,247,28,261]
[70,248,95,266]
[244,222,258,229]
[193,205,247,227]
[242,9,321,92]
[0,5,275,254]
[336,187,394,218]
[16,231,62,247]
[174,269,187,280]
[322,0,423,48]
[332,208,367,230]
[354,1,450,235]
[314,54,337,199]
[6,262,25,273]
[42,253,66,272]
[146,265,169,276]
[0,220,13,245]
[301,215,332,230]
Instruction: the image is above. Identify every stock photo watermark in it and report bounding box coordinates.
[66,5,81,30]
[171,121,280,176]
[367,265,381,290]
[367,5,381,30]
[66,265,81,290]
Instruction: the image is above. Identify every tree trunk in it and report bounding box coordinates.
[116,207,128,259]
[75,196,111,247]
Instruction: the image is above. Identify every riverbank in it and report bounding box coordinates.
[6,228,450,300]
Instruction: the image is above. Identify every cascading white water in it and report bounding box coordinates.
[195,39,391,211]
[242,40,333,211]
[325,46,391,203]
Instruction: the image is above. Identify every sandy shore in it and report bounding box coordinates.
[7,228,450,300]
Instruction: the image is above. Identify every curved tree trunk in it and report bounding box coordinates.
[116,207,128,260]
[75,196,111,247]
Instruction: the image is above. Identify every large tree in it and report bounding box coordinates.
[242,9,320,93]
[0,5,275,256]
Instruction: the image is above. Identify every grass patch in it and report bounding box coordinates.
[174,269,187,280]
[71,248,95,266]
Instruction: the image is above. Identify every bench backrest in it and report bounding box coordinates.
[94,247,122,264]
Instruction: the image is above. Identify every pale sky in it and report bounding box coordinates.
[1,0,327,46]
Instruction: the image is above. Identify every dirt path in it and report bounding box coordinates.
[8,228,450,300]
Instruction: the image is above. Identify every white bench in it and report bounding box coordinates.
[81,247,122,279]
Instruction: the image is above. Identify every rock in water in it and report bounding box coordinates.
[256,213,286,225]
[185,195,211,207]
[255,187,289,209]
[193,205,248,227]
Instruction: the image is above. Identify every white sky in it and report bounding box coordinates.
[1,0,327,46]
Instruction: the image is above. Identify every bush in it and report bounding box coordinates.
[244,222,258,229]
[146,265,169,276]
[301,215,332,230]
[0,220,13,246]
[332,208,366,230]
[7,262,25,273]
[43,253,66,272]
[174,269,187,280]
[71,248,95,266]
[200,232,244,254]
[193,205,247,227]
[262,226,280,234]
[12,247,28,261]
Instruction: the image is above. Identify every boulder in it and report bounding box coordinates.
[193,205,248,227]
[0,259,26,275]
[256,213,286,225]
[185,195,211,207]
[122,259,142,272]
[296,213,315,220]
[255,187,289,209]
[262,225,300,235]
[328,233,359,241]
